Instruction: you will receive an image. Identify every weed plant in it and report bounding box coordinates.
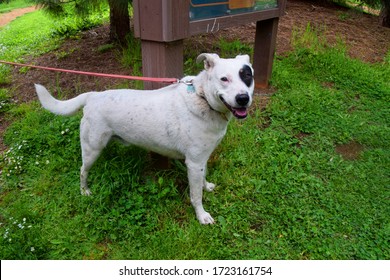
[0,16,389,259]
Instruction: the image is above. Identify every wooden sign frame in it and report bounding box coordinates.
[133,0,286,90]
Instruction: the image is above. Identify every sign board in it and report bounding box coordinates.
[190,0,278,20]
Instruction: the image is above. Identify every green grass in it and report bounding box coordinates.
[0,8,92,86]
[0,9,61,86]
[0,0,31,13]
[0,10,59,60]
[0,3,109,104]
[0,15,389,259]
[119,33,143,89]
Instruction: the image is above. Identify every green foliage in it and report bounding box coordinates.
[218,38,252,58]
[119,33,142,89]
[0,65,11,85]
[32,0,107,17]
[347,0,382,9]
[0,215,45,259]
[0,0,31,13]
[0,3,108,89]
[31,0,133,42]
[49,4,109,38]
[97,44,115,53]
[0,89,13,112]
[0,10,59,61]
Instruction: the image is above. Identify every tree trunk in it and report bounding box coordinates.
[108,0,131,44]
[380,0,390,27]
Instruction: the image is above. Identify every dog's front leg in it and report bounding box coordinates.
[186,159,215,224]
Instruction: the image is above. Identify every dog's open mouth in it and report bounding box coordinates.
[220,96,248,119]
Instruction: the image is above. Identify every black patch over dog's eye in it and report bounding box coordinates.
[239,65,253,87]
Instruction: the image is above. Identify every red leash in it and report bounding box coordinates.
[0,60,179,84]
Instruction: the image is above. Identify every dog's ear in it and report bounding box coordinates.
[197,53,220,70]
[235,54,251,64]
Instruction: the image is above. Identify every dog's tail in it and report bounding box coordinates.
[35,84,92,116]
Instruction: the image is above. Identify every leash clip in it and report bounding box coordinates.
[179,79,195,93]
[180,79,193,86]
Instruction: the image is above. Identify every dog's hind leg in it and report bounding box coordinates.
[204,181,216,192]
[80,146,102,196]
[186,159,215,224]
[79,118,112,196]
[202,164,216,192]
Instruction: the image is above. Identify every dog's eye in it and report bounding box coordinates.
[220,77,229,82]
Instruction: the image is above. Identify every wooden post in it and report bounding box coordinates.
[141,40,183,90]
[140,41,183,168]
[133,0,189,89]
[253,17,279,89]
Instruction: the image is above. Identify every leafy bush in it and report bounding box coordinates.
[50,9,108,38]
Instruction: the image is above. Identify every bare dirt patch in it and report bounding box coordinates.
[0,6,37,27]
[335,141,365,160]
[0,0,389,151]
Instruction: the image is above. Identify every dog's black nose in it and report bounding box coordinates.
[235,94,250,106]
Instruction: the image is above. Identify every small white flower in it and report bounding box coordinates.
[46,160,50,164]
[31,247,35,252]
[35,161,39,165]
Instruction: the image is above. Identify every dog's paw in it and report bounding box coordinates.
[80,188,92,196]
[197,212,215,225]
[204,182,216,192]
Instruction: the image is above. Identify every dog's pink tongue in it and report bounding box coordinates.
[233,108,248,119]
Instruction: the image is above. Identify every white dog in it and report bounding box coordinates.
[35,53,254,224]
